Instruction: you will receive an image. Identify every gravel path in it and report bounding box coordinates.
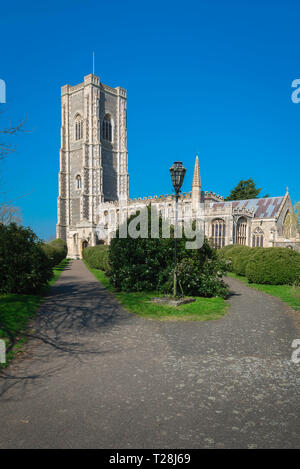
[0,260,299,448]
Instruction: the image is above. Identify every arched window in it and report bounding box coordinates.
[283,211,295,239]
[74,114,83,141]
[76,175,82,190]
[102,114,112,142]
[237,217,247,245]
[252,227,264,247]
[212,219,226,249]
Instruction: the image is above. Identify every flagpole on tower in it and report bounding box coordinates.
[93,52,95,75]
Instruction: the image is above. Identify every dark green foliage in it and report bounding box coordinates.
[41,238,67,267]
[246,248,300,285]
[218,244,236,253]
[108,207,229,297]
[225,178,262,201]
[49,238,67,263]
[163,241,229,298]
[233,247,263,276]
[0,223,53,293]
[219,244,300,285]
[218,245,251,272]
[83,245,109,271]
[108,213,180,292]
[41,243,57,266]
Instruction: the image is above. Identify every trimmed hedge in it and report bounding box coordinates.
[218,245,252,273]
[233,247,263,276]
[219,245,300,284]
[83,245,109,271]
[41,244,57,267]
[41,238,67,267]
[49,239,67,261]
[246,248,300,285]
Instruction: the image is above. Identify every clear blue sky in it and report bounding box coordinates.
[1,0,300,240]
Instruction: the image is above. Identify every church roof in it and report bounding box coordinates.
[210,196,285,219]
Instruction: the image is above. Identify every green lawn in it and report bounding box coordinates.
[227,272,300,310]
[49,258,70,286]
[85,263,229,321]
[0,258,70,367]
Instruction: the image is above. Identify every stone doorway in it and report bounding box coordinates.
[80,240,88,258]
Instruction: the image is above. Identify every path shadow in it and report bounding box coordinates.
[227,290,242,299]
[0,274,141,399]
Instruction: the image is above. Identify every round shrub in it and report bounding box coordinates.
[218,245,251,273]
[49,238,67,264]
[109,205,229,297]
[217,244,236,256]
[232,246,263,276]
[0,223,53,293]
[246,248,300,285]
[41,243,57,267]
[83,245,109,271]
[41,238,67,267]
[108,209,189,292]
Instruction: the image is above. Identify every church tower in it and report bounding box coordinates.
[56,74,129,256]
[192,154,201,211]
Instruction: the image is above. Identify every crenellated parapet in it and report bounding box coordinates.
[204,191,224,202]
[123,191,193,205]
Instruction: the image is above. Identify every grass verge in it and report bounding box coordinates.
[0,258,70,368]
[84,262,229,321]
[227,272,300,311]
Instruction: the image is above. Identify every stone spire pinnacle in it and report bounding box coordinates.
[192,154,201,187]
[192,154,201,211]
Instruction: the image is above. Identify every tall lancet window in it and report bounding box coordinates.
[103,114,112,142]
[237,217,247,245]
[75,114,83,141]
[212,219,226,249]
[76,175,82,190]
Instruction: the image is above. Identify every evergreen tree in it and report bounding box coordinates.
[225,178,264,201]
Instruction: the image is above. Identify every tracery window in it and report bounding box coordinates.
[212,218,226,249]
[236,217,247,245]
[283,211,295,239]
[252,227,264,247]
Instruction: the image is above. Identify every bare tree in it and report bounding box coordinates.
[0,204,22,225]
[0,110,27,224]
[0,112,27,161]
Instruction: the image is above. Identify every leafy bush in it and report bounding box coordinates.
[108,207,229,297]
[232,247,263,276]
[41,238,67,267]
[217,244,236,255]
[108,233,178,292]
[41,243,57,267]
[49,238,67,263]
[246,248,300,285]
[83,245,109,271]
[163,249,229,298]
[218,245,252,273]
[0,223,53,293]
[108,208,194,292]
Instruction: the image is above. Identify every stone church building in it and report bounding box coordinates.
[56,74,300,258]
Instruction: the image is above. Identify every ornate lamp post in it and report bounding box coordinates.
[169,161,187,299]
